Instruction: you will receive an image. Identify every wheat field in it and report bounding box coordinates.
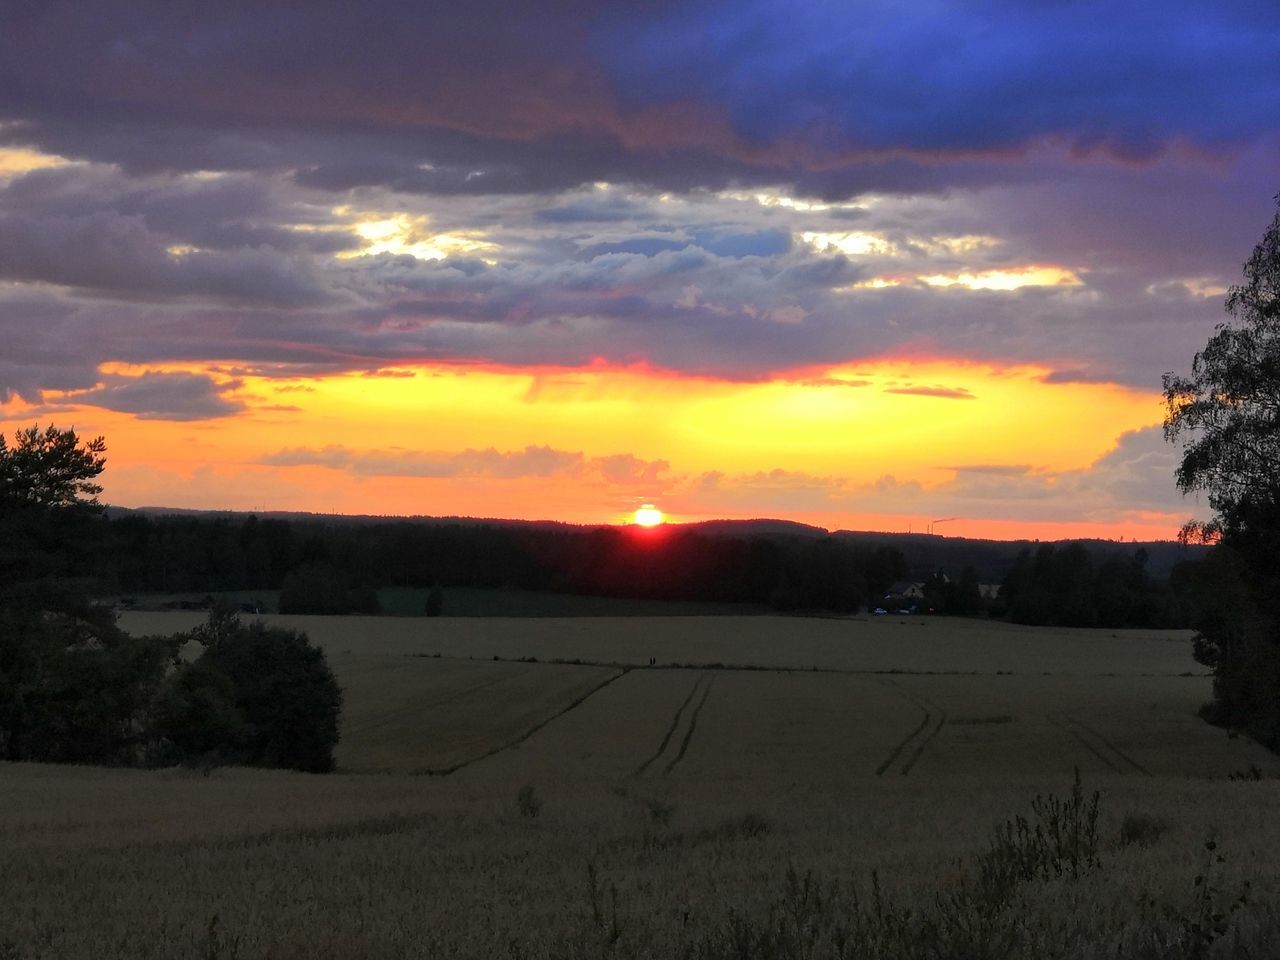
[2,613,1278,958]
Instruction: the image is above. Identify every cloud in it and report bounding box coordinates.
[594,453,671,486]
[794,377,871,388]
[885,385,976,400]
[52,371,245,421]
[0,6,1276,405]
[653,426,1196,529]
[1,1,1276,199]
[598,0,1280,158]
[944,464,1033,477]
[260,444,679,489]
[261,444,586,479]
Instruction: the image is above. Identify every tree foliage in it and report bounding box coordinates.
[0,425,106,511]
[161,610,343,773]
[1163,196,1280,544]
[0,427,180,763]
[1164,195,1280,750]
[999,543,1174,628]
[0,427,344,771]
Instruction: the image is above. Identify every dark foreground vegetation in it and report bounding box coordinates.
[0,426,340,771]
[1164,195,1280,752]
[554,778,1254,960]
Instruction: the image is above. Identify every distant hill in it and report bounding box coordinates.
[831,530,1203,582]
[107,506,1204,582]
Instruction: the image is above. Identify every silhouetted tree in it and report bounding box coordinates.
[425,583,444,616]
[0,427,176,763]
[1164,194,1280,748]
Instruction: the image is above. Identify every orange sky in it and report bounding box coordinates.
[0,356,1191,540]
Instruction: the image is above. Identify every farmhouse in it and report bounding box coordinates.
[886,580,925,600]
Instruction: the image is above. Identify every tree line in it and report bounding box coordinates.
[99,512,912,614]
[996,544,1182,628]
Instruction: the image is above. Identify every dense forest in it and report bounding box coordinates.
[100,512,911,614]
[87,509,1211,628]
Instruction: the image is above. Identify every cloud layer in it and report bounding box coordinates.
[0,1,1271,531]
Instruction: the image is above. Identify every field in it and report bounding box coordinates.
[4,613,1280,958]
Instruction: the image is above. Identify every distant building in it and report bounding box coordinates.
[885,580,926,600]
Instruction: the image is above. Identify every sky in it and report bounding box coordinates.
[1,0,1278,538]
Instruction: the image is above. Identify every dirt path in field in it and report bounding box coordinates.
[1047,714,1150,775]
[875,679,947,776]
[632,673,716,777]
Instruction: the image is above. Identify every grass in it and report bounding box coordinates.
[3,615,1277,957]
[331,653,617,772]
[2,766,1278,959]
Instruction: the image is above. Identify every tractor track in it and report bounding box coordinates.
[633,675,705,777]
[664,676,715,774]
[875,679,946,776]
[1050,714,1150,775]
[419,668,629,776]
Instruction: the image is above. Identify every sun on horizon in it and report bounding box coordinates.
[633,504,665,527]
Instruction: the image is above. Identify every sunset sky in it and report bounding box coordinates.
[2,1,1278,538]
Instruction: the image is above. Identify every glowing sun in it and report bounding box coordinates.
[633,504,665,527]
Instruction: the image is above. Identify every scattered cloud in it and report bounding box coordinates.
[261,444,586,479]
[0,2,1271,533]
[884,385,976,400]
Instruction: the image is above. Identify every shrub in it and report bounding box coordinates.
[154,658,243,764]
[168,613,342,773]
[425,584,444,617]
[1120,813,1170,848]
[0,607,175,764]
[517,784,542,818]
[643,796,676,827]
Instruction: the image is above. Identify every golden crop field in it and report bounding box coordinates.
[3,613,1280,959]
[118,610,1197,674]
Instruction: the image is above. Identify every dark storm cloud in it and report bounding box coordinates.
[599,0,1280,157]
[1,1,1275,198]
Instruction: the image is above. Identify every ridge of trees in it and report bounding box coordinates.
[92,509,1208,628]
[100,512,912,614]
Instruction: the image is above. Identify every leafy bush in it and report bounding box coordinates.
[154,658,243,764]
[164,610,342,772]
[0,608,175,764]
